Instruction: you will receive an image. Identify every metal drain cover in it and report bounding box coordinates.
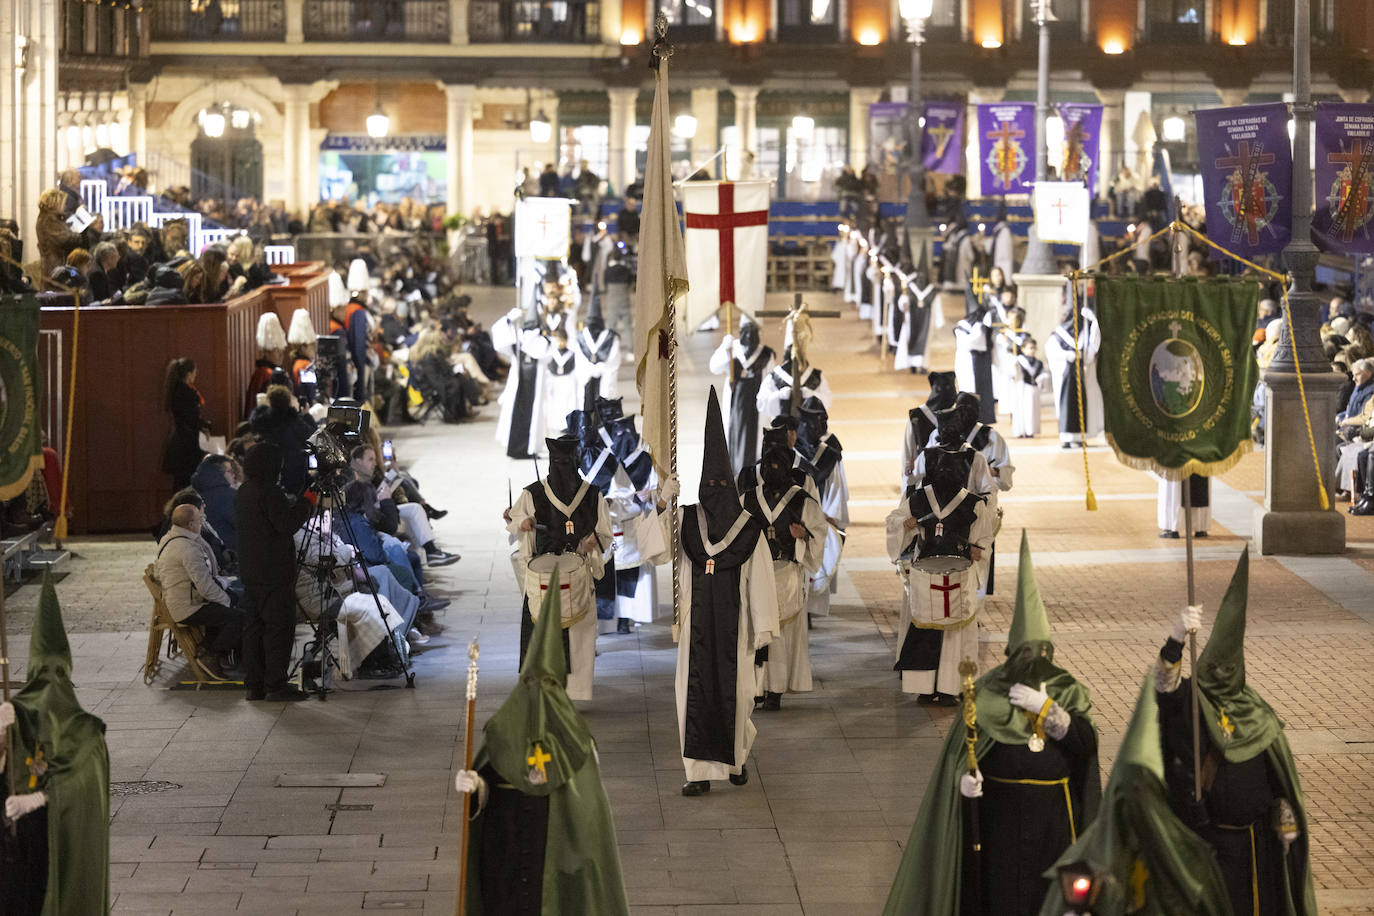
[111,780,182,798]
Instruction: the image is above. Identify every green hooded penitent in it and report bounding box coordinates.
[883,531,1101,916]
[1188,548,1316,915]
[464,570,629,915]
[1037,675,1232,916]
[5,572,110,916]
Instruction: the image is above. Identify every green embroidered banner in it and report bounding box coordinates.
[1094,276,1260,479]
[0,294,44,501]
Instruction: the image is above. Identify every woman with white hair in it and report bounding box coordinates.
[1337,358,1374,499]
[227,235,276,294]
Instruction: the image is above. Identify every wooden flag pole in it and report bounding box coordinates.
[456,638,480,916]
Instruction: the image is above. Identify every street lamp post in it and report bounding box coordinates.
[1254,0,1346,554]
[1019,0,1056,275]
[899,0,933,266]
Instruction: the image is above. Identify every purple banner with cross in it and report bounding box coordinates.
[922,102,965,175]
[1313,102,1374,255]
[1194,103,1292,258]
[978,102,1035,195]
[1056,103,1103,193]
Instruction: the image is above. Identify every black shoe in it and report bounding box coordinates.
[424,505,448,520]
[1351,496,1374,516]
[1159,530,1180,539]
[1195,531,1208,538]
[418,595,451,612]
[930,692,959,707]
[753,695,765,707]
[807,614,814,630]
[426,550,460,567]
[681,780,710,797]
[616,618,632,634]
[246,688,266,701]
[263,686,310,702]
[1061,442,1073,449]
[728,765,749,786]
[916,693,938,706]
[762,692,782,711]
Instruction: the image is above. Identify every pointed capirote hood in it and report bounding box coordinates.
[29,570,73,676]
[699,386,742,540]
[480,569,591,796]
[1193,547,1285,762]
[1114,673,1165,783]
[1006,529,1052,656]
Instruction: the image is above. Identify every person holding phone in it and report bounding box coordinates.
[350,445,457,569]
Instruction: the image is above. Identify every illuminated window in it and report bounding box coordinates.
[1148,1,1204,41]
[657,0,714,40]
[778,0,839,40]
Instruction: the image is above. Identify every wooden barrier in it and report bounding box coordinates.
[39,263,331,534]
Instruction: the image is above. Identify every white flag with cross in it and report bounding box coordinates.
[1032,181,1091,246]
[514,197,573,260]
[681,180,771,330]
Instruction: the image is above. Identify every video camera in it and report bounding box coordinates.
[305,399,370,489]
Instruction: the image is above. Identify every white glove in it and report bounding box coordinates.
[658,474,680,507]
[1008,683,1051,715]
[721,334,735,347]
[0,701,13,734]
[5,791,46,821]
[454,770,484,795]
[960,771,983,798]
[1171,604,1203,643]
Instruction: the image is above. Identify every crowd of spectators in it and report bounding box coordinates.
[1324,299,1374,514]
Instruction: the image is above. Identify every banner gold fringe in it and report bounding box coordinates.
[1102,433,1254,482]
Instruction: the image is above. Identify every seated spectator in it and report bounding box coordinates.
[88,241,121,301]
[249,385,316,495]
[65,247,91,283]
[160,218,191,260]
[145,264,189,305]
[227,235,277,294]
[191,454,242,553]
[153,503,245,675]
[349,444,456,566]
[336,479,425,593]
[183,244,230,304]
[1338,358,1374,425]
[121,224,153,281]
[407,328,478,422]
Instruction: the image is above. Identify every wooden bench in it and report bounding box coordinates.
[142,564,239,689]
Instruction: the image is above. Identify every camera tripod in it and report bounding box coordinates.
[292,474,416,699]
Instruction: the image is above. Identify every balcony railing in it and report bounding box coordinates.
[468,0,600,43]
[303,0,449,41]
[63,0,147,58]
[150,0,286,41]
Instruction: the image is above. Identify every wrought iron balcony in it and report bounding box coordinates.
[149,0,286,41]
[303,0,449,41]
[468,0,601,43]
[63,0,148,58]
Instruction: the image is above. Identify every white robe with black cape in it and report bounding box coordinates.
[708,340,775,477]
[492,316,549,459]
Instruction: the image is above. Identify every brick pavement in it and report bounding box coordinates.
[3,287,1372,914]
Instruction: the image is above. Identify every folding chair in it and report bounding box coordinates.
[142,564,238,689]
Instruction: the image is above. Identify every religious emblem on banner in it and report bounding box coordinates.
[1215,140,1281,247]
[1095,277,1259,479]
[1324,139,1374,244]
[987,122,1027,191]
[0,294,45,502]
[681,180,770,330]
[977,103,1034,194]
[1313,102,1374,254]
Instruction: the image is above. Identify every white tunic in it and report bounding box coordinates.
[952,317,986,394]
[604,464,660,624]
[492,313,549,457]
[1045,312,1105,443]
[757,366,832,428]
[805,444,849,619]
[750,486,827,694]
[893,277,940,372]
[541,347,582,437]
[574,327,621,399]
[506,483,613,702]
[1155,475,1212,535]
[1010,355,1050,438]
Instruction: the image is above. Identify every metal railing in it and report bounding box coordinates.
[303,0,449,41]
[468,0,600,43]
[149,0,287,41]
[62,0,147,58]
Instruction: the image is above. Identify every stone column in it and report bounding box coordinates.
[449,0,468,44]
[689,87,719,176]
[15,0,60,245]
[599,0,621,45]
[848,86,882,170]
[731,85,759,179]
[443,83,477,217]
[282,84,312,217]
[1093,88,1124,203]
[128,82,149,164]
[285,0,304,43]
[608,86,638,196]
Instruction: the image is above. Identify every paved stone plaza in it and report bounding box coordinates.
[5,289,1374,915]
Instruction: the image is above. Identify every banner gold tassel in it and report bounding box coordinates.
[1068,278,1097,511]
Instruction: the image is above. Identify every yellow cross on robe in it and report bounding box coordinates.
[527,743,552,781]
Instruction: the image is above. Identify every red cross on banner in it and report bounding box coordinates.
[930,575,961,618]
[1215,141,1276,246]
[682,180,771,329]
[1328,139,1374,243]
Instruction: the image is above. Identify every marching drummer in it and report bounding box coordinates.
[506,434,614,701]
[884,446,997,705]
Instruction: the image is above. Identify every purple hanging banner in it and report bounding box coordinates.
[978,102,1035,195]
[1194,103,1292,257]
[1313,102,1374,255]
[1056,103,1103,192]
[922,102,965,175]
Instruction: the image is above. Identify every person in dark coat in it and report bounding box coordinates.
[191,454,241,553]
[235,441,313,702]
[160,358,208,490]
[248,385,317,495]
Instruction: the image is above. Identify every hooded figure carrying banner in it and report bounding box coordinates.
[646,388,780,797]
[741,427,827,709]
[0,573,110,916]
[506,435,613,701]
[453,570,630,916]
[883,533,1101,916]
[1037,675,1233,916]
[707,315,775,477]
[1155,549,1316,916]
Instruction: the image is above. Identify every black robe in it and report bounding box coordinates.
[798,434,843,490]
[576,327,619,404]
[579,446,620,622]
[726,345,773,478]
[907,405,941,470]
[1159,675,1286,916]
[518,481,600,670]
[507,344,542,459]
[972,315,997,424]
[905,284,934,359]
[474,761,549,916]
[972,713,1098,915]
[680,509,764,766]
[1050,325,1089,436]
[894,485,982,673]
